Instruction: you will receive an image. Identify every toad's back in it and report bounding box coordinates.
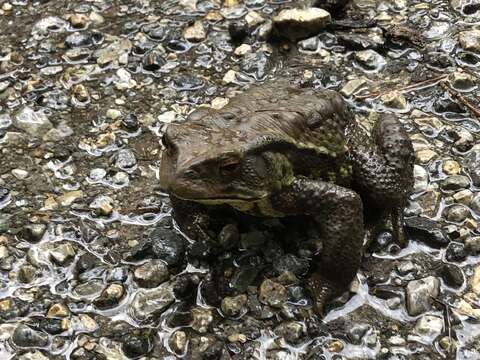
[185,83,353,160]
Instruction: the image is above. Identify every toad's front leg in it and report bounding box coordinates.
[271,178,365,316]
[169,195,213,241]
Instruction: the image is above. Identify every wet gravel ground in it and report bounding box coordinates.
[1,0,480,359]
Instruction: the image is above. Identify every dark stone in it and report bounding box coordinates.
[12,324,49,348]
[437,263,464,289]
[273,254,309,276]
[405,217,449,248]
[20,223,47,243]
[121,329,154,358]
[229,20,249,42]
[150,219,185,266]
[445,242,467,263]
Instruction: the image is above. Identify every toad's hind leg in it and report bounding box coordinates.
[272,178,364,315]
[347,114,414,247]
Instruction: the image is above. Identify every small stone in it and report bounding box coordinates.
[381,91,407,110]
[227,333,247,343]
[259,279,287,308]
[57,190,83,206]
[11,169,29,180]
[453,189,473,205]
[416,149,437,163]
[89,195,114,216]
[134,260,169,288]
[17,350,50,360]
[458,30,480,52]
[449,71,476,91]
[466,236,480,254]
[245,11,265,27]
[69,14,89,28]
[49,243,75,265]
[93,283,125,309]
[47,303,69,318]
[20,224,46,243]
[17,265,37,284]
[442,160,461,175]
[440,175,470,190]
[340,79,366,97]
[445,205,470,223]
[223,70,237,83]
[169,330,187,354]
[471,266,480,295]
[2,3,13,11]
[106,109,122,120]
[12,324,49,348]
[191,307,213,333]
[446,242,468,265]
[355,50,385,71]
[221,294,248,316]
[406,276,440,316]
[14,106,52,137]
[413,315,443,341]
[388,335,406,346]
[184,20,206,42]
[211,97,229,110]
[272,8,331,41]
[413,165,428,193]
[129,286,175,321]
[274,321,304,344]
[234,44,252,56]
[326,339,344,353]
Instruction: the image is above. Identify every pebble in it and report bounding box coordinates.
[134,260,169,288]
[406,276,440,316]
[449,71,476,91]
[355,50,385,71]
[129,286,175,321]
[234,44,252,56]
[458,30,480,52]
[106,109,122,120]
[184,20,207,42]
[413,165,428,193]
[221,294,248,316]
[453,189,473,205]
[169,330,187,354]
[471,266,480,295]
[12,324,49,348]
[47,303,70,318]
[440,175,470,190]
[445,205,470,222]
[259,279,287,308]
[381,91,408,110]
[416,149,438,163]
[442,160,461,175]
[49,243,75,265]
[89,195,114,216]
[191,307,213,333]
[272,8,331,41]
[414,315,443,341]
[465,236,480,254]
[11,169,29,180]
[14,107,52,137]
[93,284,125,309]
[340,79,367,97]
[274,321,304,343]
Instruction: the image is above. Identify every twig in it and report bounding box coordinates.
[118,207,163,215]
[354,74,449,100]
[431,296,455,358]
[440,81,480,119]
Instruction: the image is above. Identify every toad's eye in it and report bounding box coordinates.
[220,159,240,175]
